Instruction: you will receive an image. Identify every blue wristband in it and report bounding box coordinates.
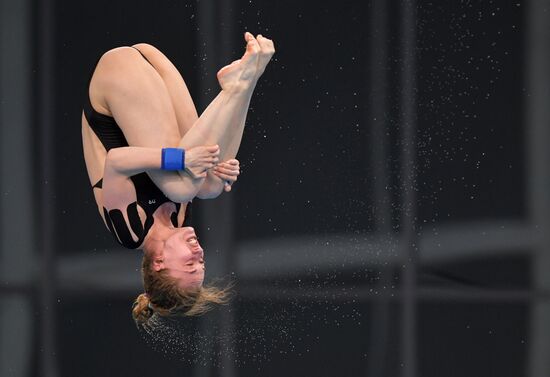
[161,148,185,171]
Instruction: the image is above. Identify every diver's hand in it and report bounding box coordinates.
[212,159,240,192]
[185,145,220,179]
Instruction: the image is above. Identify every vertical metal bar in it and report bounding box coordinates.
[194,1,236,376]
[0,0,34,284]
[0,0,34,376]
[366,0,392,376]
[193,5,217,377]
[369,0,392,233]
[216,2,236,377]
[38,0,58,375]
[196,0,218,104]
[526,1,550,376]
[399,1,418,377]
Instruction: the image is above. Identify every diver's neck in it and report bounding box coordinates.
[146,203,178,241]
[153,202,177,227]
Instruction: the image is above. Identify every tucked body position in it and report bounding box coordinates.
[81,32,275,326]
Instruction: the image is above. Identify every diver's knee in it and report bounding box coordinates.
[94,47,148,92]
[131,42,157,52]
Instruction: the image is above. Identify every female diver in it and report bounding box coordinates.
[81,32,275,326]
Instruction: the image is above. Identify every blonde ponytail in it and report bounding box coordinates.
[132,293,154,325]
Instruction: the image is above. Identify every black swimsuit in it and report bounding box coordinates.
[83,46,192,249]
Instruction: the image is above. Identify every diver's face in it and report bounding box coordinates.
[162,227,205,289]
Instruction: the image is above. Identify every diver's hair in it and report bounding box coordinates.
[132,250,233,326]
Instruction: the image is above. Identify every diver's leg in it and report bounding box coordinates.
[129,43,199,138]
[93,33,272,194]
[177,33,275,161]
[217,34,275,159]
[176,88,253,162]
[91,46,207,198]
[128,39,259,161]
[91,46,183,148]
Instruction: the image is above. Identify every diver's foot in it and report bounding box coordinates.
[217,32,259,92]
[255,34,276,77]
[217,32,275,92]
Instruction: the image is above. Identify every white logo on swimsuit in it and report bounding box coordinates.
[149,199,156,204]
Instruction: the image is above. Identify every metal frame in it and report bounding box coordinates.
[526,0,550,376]
[37,0,58,375]
[0,1,35,377]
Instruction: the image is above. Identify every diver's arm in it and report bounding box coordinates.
[103,146,218,204]
[104,147,163,176]
[102,146,195,205]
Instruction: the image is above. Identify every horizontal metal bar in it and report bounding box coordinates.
[236,285,550,303]
[1,282,544,304]
[236,220,536,280]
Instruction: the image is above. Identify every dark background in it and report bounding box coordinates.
[1,0,549,376]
